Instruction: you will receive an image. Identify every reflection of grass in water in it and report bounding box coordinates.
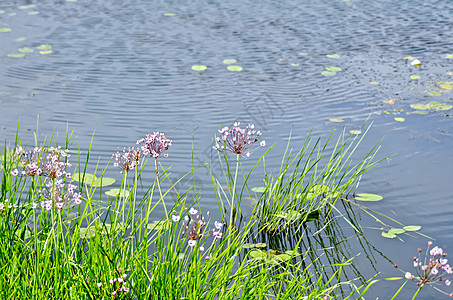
[0,121,409,298]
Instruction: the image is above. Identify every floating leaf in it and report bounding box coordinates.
[326,54,340,59]
[290,63,299,66]
[191,65,207,71]
[299,52,308,56]
[349,130,362,135]
[242,243,255,249]
[164,12,176,16]
[329,117,344,122]
[19,4,36,9]
[403,225,421,232]
[249,249,267,259]
[410,59,422,66]
[222,59,237,64]
[410,75,421,80]
[255,243,267,248]
[37,44,52,50]
[105,189,129,198]
[252,187,266,193]
[394,117,405,122]
[446,54,453,59]
[72,172,115,187]
[389,228,405,235]
[440,84,453,90]
[40,50,52,55]
[382,231,396,239]
[355,193,383,201]
[403,55,415,61]
[28,11,39,15]
[274,253,292,261]
[0,28,12,32]
[67,0,78,2]
[414,110,429,115]
[285,249,301,256]
[325,66,342,72]
[321,71,336,76]
[8,53,24,57]
[18,47,33,53]
[9,12,17,16]
[79,226,97,238]
[15,37,27,42]
[383,99,395,104]
[227,65,243,71]
[0,10,4,14]
[427,91,441,96]
[410,104,427,110]
[369,81,379,85]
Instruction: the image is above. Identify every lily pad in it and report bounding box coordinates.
[19,4,36,9]
[255,243,267,248]
[105,189,129,198]
[325,66,342,72]
[355,193,383,201]
[79,226,97,238]
[18,47,33,53]
[227,65,243,71]
[242,243,255,249]
[446,54,453,59]
[427,91,441,96]
[37,44,52,50]
[389,228,405,235]
[326,54,340,59]
[223,59,237,64]
[410,75,421,80]
[0,28,12,32]
[28,11,39,15]
[15,37,27,42]
[403,225,421,232]
[394,117,405,122]
[329,117,344,122]
[249,249,267,259]
[440,84,453,90]
[369,81,379,84]
[321,71,336,76]
[382,231,396,239]
[410,104,428,110]
[404,56,415,60]
[40,50,52,55]
[349,130,362,135]
[191,65,207,71]
[274,253,292,261]
[164,12,176,16]
[72,173,115,187]
[299,52,308,56]
[285,249,301,256]
[414,110,429,115]
[290,63,299,66]
[252,187,266,193]
[0,10,4,14]
[8,53,25,58]
[410,59,422,66]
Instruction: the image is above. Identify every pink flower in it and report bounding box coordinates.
[214,221,223,230]
[405,272,412,279]
[188,240,197,247]
[137,132,172,158]
[431,268,438,275]
[199,246,205,251]
[446,280,451,286]
[97,282,102,288]
[171,215,180,222]
[213,231,223,239]
[11,169,18,176]
[213,123,265,156]
[189,208,198,215]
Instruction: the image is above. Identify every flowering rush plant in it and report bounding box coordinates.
[213,122,265,157]
[137,132,172,158]
[405,241,453,297]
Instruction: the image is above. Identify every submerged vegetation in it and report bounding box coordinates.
[0,121,449,299]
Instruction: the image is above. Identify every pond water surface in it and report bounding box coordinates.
[1,0,452,298]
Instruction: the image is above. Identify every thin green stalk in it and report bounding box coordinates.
[154,157,168,221]
[412,284,423,299]
[229,154,239,228]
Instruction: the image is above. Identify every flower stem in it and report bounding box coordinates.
[155,157,168,221]
[412,284,423,300]
[229,154,240,228]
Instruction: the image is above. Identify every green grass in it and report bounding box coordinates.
[0,122,409,299]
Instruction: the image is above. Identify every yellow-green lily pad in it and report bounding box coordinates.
[164,12,176,16]
[325,66,342,72]
[349,130,362,135]
[389,228,405,235]
[15,37,27,42]
[355,193,383,201]
[249,249,267,259]
[28,11,39,15]
[40,50,52,55]
[446,54,453,59]
[223,59,237,64]
[322,71,336,76]
[394,117,405,122]
[326,54,340,59]
[0,28,12,32]
[18,47,33,53]
[252,187,266,193]
[329,117,344,122]
[8,53,25,58]
[105,189,129,198]
[382,231,396,238]
[410,75,421,80]
[227,65,243,71]
[254,243,267,248]
[37,44,52,50]
[191,65,207,71]
[403,225,421,232]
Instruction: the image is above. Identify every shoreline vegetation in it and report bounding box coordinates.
[0,121,449,299]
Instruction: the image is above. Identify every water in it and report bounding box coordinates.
[1,0,452,297]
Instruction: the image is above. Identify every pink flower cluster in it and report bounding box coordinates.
[213,122,265,157]
[11,146,81,210]
[112,147,142,173]
[96,273,129,297]
[405,241,453,295]
[137,132,172,158]
[171,209,223,250]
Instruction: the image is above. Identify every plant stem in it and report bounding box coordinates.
[412,284,423,299]
[229,154,240,228]
[155,157,168,221]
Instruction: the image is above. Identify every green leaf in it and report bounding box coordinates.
[414,110,429,115]
[349,130,362,135]
[410,75,421,80]
[0,28,12,32]
[382,231,396,238]
[329,117,344,122]
[321,71,336,76]
[164,12,176,16]
[285,249,301,256]
[326,54,340,59]
[403,225,422,232]
[254,243,267,248]
[7,53,25,58]
[275,253,292,261]
[410,104,427,110]
[105,189,129,198]
[37,44,52,50]
[355,193,383,201]
[79,226,97,238]
[191,65,207,71]
[19,4,36,9]
[249,249,267,259]
[325,66,342,72]
[40,50,52,55]
[299,52,308,56]
[94,177,116,187]
[18,47,34,53]
[394,117,405,122]
[427,91,441,96]
[227,65,243,71]
[242,243,255,249]
[389,228,405,235]
[223,59,237,64]
[15,37,27,42]
[0,10,5,14]
[446,54,453,59]
[252,187,266,193]
[28,11,39,15]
